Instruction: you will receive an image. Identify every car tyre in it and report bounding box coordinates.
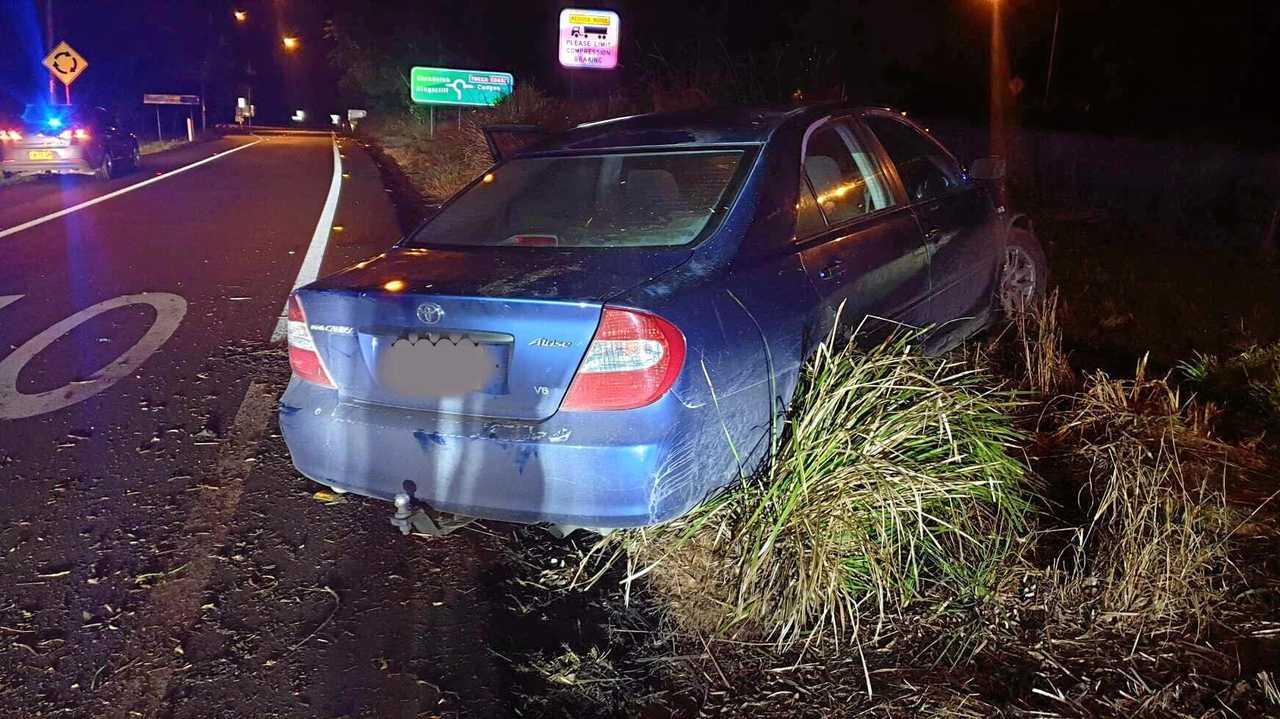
[96,152,116,180]
[998,228,1048,316]
[128,143,141,172]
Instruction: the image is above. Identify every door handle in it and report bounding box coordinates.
[818,260,848,281]
[923,228,943,243]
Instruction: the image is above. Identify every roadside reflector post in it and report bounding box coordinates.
[186,116,195,142]
[156,108,162,142]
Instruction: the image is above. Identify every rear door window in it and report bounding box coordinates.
[794,178,825,239]
[864,116,963,203]
[801,122,895,227]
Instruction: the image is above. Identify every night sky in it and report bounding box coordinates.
[1,0,1276,142]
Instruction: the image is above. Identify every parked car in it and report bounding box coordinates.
[279,104,1048,533]
[1,105,140,180]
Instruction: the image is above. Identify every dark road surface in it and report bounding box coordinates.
[0,134,596,718]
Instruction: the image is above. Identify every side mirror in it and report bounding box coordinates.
[970,156,1006,182]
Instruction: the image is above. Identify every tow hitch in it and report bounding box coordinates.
[390,493,475,537]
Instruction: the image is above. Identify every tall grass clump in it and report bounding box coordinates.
[597,332,1032,648]
[1014,291,1075,396]
[1048,360,1249,623]
[1179,341,1280,431]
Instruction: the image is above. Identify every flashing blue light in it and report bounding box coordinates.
[47,117,63,128]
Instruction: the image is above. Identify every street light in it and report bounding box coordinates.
[233,10,247,22]
[282,36,299,51]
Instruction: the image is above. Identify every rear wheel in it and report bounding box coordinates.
[128,143,141,172]
[96,151,116,180]
[998,228,1048,315]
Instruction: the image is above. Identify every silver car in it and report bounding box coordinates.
[1,105,140,180]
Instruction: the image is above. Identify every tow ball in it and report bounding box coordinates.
[390,493,475,537]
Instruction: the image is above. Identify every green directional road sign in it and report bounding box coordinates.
[410,67,514,107]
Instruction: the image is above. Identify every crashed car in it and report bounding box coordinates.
[279,104,1047,533]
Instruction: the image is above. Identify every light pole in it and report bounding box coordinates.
[1043,1,1062,110]
[989,0,1010,160]
[282,37,301,122]
[232,12,253,127]
[45,0,56,104]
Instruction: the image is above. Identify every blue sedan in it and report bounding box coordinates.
[279,104,1046,532]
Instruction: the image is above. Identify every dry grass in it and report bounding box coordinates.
[586,330,1032,649]
[138,139,189,155]
[1046,366,1241,624]
[557,306,1280,716]
[1015,291,1075,397]
[993,296,1260,626]
[1180,341,1280,433]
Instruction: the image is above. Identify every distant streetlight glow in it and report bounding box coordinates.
[233,10,247,22]
[282,36,299,51]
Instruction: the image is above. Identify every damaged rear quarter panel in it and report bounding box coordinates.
[614,136,820,504]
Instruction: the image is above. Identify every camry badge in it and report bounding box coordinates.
[416,302,445,325]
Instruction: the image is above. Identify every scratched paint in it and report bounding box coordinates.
[413,430,447,450]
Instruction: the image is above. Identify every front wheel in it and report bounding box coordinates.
[998,228,1048,315]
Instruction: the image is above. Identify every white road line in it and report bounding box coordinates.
[0,295,22,312]
[271,135,343,342]
[0,139,263,241]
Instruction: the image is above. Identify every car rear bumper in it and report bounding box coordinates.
[279,378,721,527]
[1,147,93,176]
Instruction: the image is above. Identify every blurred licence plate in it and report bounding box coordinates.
[375,335,510,397]
[28,150,56,161]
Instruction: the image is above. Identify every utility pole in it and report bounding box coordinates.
[45,0,56,104]
[200,7,211,132]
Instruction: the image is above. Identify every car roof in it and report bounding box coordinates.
[519,103,864,154]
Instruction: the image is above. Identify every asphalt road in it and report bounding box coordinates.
[0,133,609,718]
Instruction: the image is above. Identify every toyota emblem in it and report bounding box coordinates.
[416,302,445,325]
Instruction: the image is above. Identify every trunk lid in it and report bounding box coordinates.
[5,130,72,155]
[297,246,688,420]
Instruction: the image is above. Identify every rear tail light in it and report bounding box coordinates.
[0,130,21,142]
[73,128,90,141]
[286,294,336,388]
[561,307,685,411]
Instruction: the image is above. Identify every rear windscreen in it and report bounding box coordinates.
[406,150,745,248]
[20,104,87,131]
